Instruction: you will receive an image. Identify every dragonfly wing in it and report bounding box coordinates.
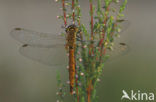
[118,20,130,34]
[106,20,130,60]
[10,28,65,48]
[19,45,68,66]
[106,42,129,61]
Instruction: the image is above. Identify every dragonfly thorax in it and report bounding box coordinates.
[66,24,78,34]
[65,24,78,48]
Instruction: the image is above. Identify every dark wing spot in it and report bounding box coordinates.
[22,44,28,47]
[15,28,22,31]
[119,42,126,46]
[117,19,125,23]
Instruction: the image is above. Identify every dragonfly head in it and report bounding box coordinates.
[66,24,78,34]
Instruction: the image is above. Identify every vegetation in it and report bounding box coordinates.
[55,0,127,102]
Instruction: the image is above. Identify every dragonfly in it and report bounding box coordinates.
[10,21,129,94]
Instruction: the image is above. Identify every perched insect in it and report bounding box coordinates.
[65,24,78,94]
[10,21,129,94]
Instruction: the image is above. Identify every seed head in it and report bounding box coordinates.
[55,0,59,2]
[79,58,82,62]
[80,72,84,76]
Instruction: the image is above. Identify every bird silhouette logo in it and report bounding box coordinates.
[121,90,131,100]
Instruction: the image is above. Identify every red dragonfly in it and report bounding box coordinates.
[10,21,129,93]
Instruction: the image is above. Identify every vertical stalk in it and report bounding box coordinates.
[89,0,94,55]
[88,1,94,102]
[72,0,75,23]
[72,0,79,101]
[87,80,92,102]
[76,0,83,41]
[75,71,79,102]
[62,0,67,27]
[90,1,94,41]
[99,6,109,62]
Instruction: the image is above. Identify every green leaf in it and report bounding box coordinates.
[97,0,101,12]
[119,0,128,13]
[81,24,90,40]
[92,89,97,99]
[81,96,85,102]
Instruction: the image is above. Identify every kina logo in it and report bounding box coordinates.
[121,90,155,101]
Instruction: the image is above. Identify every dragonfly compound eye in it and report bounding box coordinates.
[66,24,77,33]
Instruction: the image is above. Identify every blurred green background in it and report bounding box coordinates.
[0,0,156,102]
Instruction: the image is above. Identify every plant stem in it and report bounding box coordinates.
[72,0,75,23]
[90,1,94,41]
[75,70,79,102]
[72,1,80,101]
[87,1,94,102]
[89,0,94,55]
[62,0,67,27]
[99,6,109,62]
[87,80,92,102]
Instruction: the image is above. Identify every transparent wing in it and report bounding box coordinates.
[19,44,68,66]
[106,42,129,61]
[10,28,65,48]
[117,20,130,34]
[106,20,130,59]
[11,20,129,66]
[10,20,129,47]
[19,42,128,66]
[106,20,130,60]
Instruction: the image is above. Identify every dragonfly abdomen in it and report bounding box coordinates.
[69,48,75,94]
[66,24,78,94]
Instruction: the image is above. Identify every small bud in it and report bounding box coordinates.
[66,66,69,69]
[78,83,82,86]
[76,66,79,69]
[97,78,101,82]
[55,0,59,2]
[75,74,78,78]
[77,51,80,55]
[65,3,69,6]
[117,28,121,33]
[66,14,69,18]
[104,42,108,46]
[56,92,59,95]
[66,53,69,56]
[96,47,99,49]
[80,72,84,76]
[66,81,70,84]
[83,45,87,48]
[56,100,59,102]
[72,91,76,94]
[56,16,60,19]
[79,58,82,62]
